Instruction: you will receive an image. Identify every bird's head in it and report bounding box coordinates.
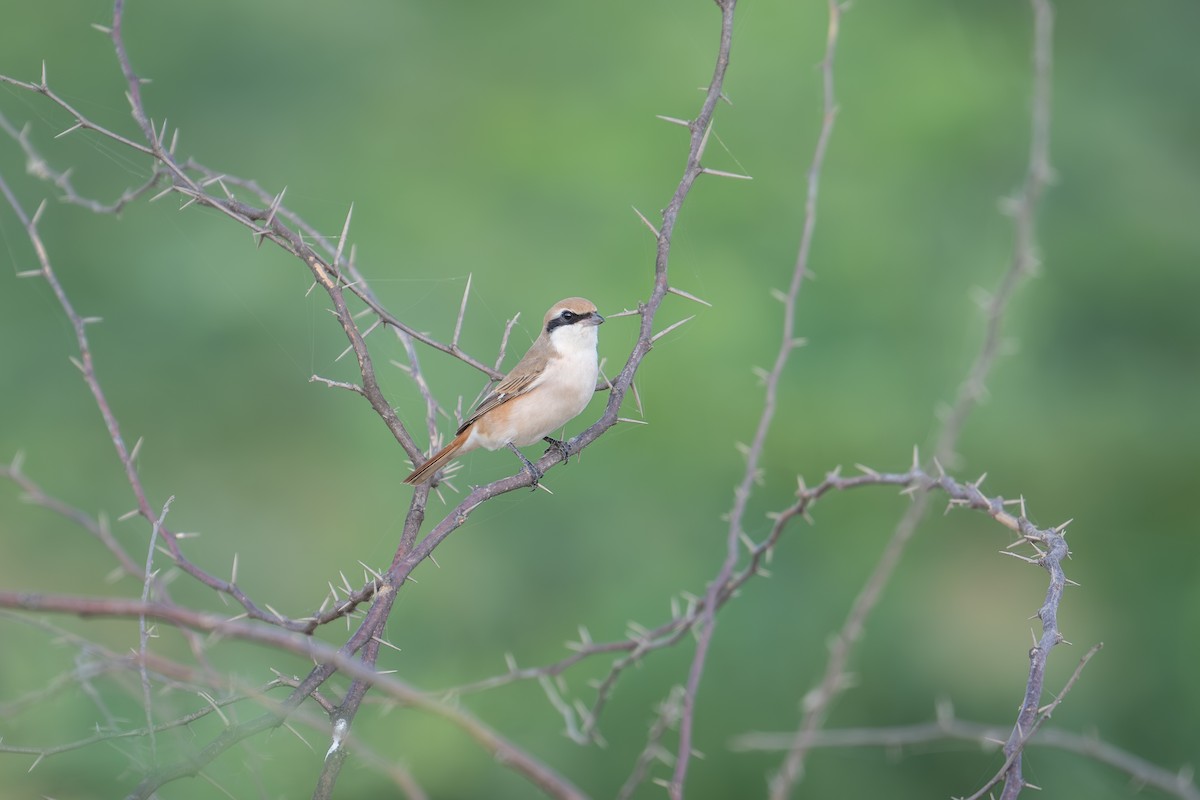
[543,297,604,350]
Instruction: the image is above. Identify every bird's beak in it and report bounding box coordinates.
[591,312,605,325]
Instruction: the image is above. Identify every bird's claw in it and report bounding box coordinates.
[507,442,543,490]
[524,463,543,490]
[542,436,571,465]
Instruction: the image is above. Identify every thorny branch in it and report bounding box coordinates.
[0,0,1159,799]
[0,100,410,644]
[767,2,1057,798]
[0,454,1086,796]
[1,9,569,799]
[734,675,1200,800]
[988,8,1058,797]
[429,434,1095,797]
[0,0,742,796]
[0,591,586,799]
[673,1,841,798]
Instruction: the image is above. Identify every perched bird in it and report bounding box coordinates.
[403,297,605,486]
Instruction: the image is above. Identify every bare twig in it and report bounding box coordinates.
[0,455,142,578]
[969,5,1059,799]
[138,495,175,760]
[736,671,1200,800]
[0,111,167,213]
[675,1,841,797]
[617,686,685,800]
[934,0,1056,469]
[0,169,318,636]
[435,459,1071,775]
[962,643,1099,800]
[768,2,1056,796]
[0,591,588,800]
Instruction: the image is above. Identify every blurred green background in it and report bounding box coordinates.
[2,1,1198,798]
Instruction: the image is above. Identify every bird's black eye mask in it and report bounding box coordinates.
[546,309,593,333]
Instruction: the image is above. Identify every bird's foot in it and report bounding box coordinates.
[542,436,572,465]
[507,442,543,490]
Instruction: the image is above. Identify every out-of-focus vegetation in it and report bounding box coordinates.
[1,1,1197,798]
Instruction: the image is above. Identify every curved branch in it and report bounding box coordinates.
[769,2,1057,796]
[0,591,587,800]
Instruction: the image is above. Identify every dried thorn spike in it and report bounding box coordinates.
[700,167,753,181]
[631,205,661,238]
[666,285,712,307]
[452,273,472,349]
[264,186,287,230]
[149,184,175,203]
[333,200,353,270]
[655,114,691,128]
[697,119,714,161]
[650,315,696,344]
[54,122,84,139]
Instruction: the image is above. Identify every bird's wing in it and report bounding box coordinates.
[456,352,547,434]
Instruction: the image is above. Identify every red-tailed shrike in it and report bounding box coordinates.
[403,297,604,486]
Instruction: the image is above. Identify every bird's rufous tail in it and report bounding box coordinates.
[403,429,471,485]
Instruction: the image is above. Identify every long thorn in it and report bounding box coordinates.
[631,206,661,238]
[655,115,691,128]
[650,315,696,344]
[700,167,753,180]
[452,273,473,349]
[333,201,353,269]
[666,285,712,307]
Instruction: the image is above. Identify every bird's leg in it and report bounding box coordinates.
[542,436,571,465]
[506,442,542,488]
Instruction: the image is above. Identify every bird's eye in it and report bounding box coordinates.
[560,310,577,322]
